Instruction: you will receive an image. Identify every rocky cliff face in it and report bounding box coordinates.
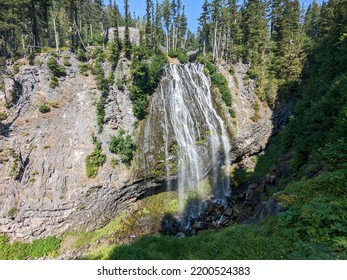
[218,62,273,163]
[0,52,155,241]
[0,53,274,241]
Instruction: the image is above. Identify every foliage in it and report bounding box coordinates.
[130,48,168,120]
[49,75,59,89]
[197,56,233,110]
[47,57,66,78]
[168,50,189,64]
[38,104,51,114]
[65,192,178,259]
[107,218,291,260]
[109,131,136,166]
[91,61,109,133]
[0,112,7,121]
[85,141,106,178]
[0,235,61,260]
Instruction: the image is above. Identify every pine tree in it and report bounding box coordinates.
[198,0,211,56]
[145,0,153,48]
[153,0,163,49]
[304,0,320,40]
[178,5,187,49]
[123,0,131,59]
[227,0,242,62]
[162,0,171,53]
[272,0,304,84]
[241,0,269,64]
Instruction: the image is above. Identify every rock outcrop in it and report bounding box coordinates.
[0,54,276,242]
[0,52,149,241]
[217,62,273,162]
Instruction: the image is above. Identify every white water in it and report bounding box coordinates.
[157,64,231,218]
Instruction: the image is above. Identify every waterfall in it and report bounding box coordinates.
[140,63,231,223]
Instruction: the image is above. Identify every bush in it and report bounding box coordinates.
[78,63,90,74]
[198,57,233,108]
[0,112,7,121]
[63,58,72,67]
[130,49,168,120]
[47,57,66,78]
[38,104,51,114]
[109,131,136,166]
[168,50,189,64]
[49,75,59,89]
[76,49,88,62]
[116,79,124,90]
[0,235,61,259]
[86,141,106,178]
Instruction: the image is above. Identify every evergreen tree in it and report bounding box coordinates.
[198,0,211,56]
[227,0,242,62]
[272,0,304,84]
[241,0,269,64]
[162,0,171,53]
[124,0,131,59]
[178,5,188,49]
[304,0,320,40]
[145,0,153,48]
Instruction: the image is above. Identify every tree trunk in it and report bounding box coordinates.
[52,13,59,51]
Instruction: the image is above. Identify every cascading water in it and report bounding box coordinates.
[139,63,231,225]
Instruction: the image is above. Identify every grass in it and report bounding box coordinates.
[85,141,106,178]
[62,192,179,259]
[99,167,347,260]
[38,104,51,113]
[107,218,291,260]
[0,235,61,260]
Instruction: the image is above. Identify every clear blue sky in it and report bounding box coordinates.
[108,0,324,32]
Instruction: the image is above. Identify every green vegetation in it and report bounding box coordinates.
[130,47,168,120]
[106,218,292,260]
[250,100,260,122]
[62,192,178,260]
[85,141,106,178]
[197,56,233,114]
[168,50,189,64]
[38,104,51,114]
[0,235,61,260]
[7,207,17,219]
[109,130,136,167]
[91,60,109,133]
[47,57,66,77]
[47,57,66,89]
[0,112,7,121]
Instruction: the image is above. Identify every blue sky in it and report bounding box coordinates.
[109,0,324,32]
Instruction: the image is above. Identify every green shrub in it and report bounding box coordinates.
[78,63,90,74]
[47,57,66,78]
[250,100,260,122]
[86,141,106,178]
[49,75,59,89]
[0,112,7,121]
[130,49,167,120]
[116,79,124,90]
[63,58,72,67]
[28,53,35,66]
[168,50,189,64]
[27,236,61,259]
[77,49,88,62]
[0,235,61,260]
[198,57,233,108]
[38,104,51,114]
[7,207,17,218]
[12,64,20,75]
[109,131,135,166]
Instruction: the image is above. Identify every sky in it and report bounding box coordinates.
[109,0,325,32]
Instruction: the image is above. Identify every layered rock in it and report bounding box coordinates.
[0,53,146,241]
